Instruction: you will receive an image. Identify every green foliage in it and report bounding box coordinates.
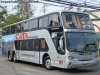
[0,14,22,27]
[0,5,7,23]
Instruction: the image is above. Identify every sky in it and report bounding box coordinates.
[0,0,66,17]
[0,0,100,17]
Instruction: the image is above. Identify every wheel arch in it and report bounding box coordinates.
[42,53,50,65]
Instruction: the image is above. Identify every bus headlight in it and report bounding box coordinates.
[68,56,78,60]
[68,56,73,60]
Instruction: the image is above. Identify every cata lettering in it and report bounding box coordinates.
[16,32,28,40]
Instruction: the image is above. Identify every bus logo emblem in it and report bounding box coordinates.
[16,32,28,40]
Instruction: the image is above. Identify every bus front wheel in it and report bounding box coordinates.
[44,56,53,70]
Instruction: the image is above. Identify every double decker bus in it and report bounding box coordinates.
[1,10,99,69]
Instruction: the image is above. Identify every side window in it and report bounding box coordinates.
[20,41,22,50]
[6,27,11,34]
[11,26,15,34]
[26,40,28,50]
[40,39,48,51]
[30,19,37,29]
[49,14,59,26]
[28,39,34,50]
[16,23,21,32]
[2,28,6,35]
[22,21,29,31]
[15,40,20,50]
[39,18,43,28]
[34,39,39,50]
[43,16,48,27]
[20,40,27,50]
[32,40,34,49]
[16,40,33,50]
[15,25,17,33]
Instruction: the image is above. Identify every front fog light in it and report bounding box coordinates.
[74,58,78,60]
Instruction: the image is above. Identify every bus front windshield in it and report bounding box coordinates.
[62,12,94,29]
[67,33,98,52]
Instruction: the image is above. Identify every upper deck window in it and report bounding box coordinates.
[16,23,22,33]
[39,18,43,28]
[6,27,10,34]
[11,26,15,33]
[43,16,48,27]
[30,19,37,29]
[22,21,29,31]
[2,28,6,35]
[62,12,94,29]
[49,14,59,26]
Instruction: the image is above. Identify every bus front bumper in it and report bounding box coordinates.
[67,58,99,68]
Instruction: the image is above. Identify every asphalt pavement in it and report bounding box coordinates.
[0,49,100,75]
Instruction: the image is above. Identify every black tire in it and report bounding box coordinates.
[8,52,13,61]
[13,53,18,63]
[44,56,53,70]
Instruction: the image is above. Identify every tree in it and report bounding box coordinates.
[14,0,35,20]
[0,5,7,25]
[0,14,22,27]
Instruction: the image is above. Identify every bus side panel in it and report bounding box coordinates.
[18,50,36,63]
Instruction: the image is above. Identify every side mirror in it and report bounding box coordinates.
[59,39,63,49]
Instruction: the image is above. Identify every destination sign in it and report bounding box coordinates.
[64,29,95,33]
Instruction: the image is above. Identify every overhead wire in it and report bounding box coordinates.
[37,0,100,15]
[42,0,100,10]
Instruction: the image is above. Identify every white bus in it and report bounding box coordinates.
[1,10,99,69]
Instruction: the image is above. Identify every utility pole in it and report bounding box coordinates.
[43,3,46,14]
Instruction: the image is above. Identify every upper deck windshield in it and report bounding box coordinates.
[67,33,98,52]
[62,12,94,29]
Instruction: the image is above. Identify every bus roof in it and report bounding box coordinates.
[2,10,87,28]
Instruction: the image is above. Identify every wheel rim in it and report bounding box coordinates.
[8,53,11,60]
[46,59,51,69]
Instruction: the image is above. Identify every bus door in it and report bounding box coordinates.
[34,39,40,64]
[57,35,65,68]
[53,37,65,68]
